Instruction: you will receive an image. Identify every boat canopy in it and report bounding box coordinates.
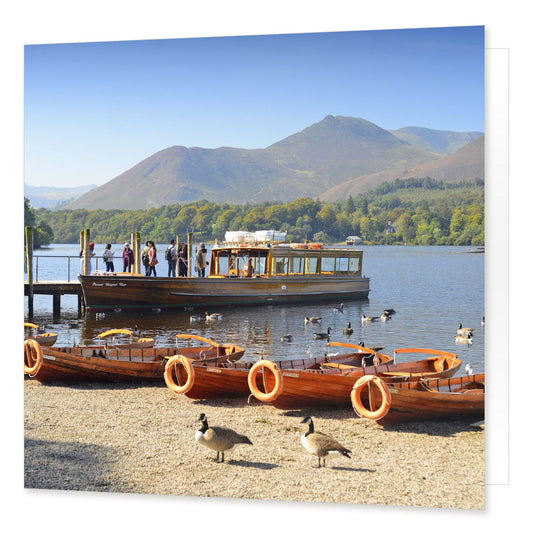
[209,243,363,278]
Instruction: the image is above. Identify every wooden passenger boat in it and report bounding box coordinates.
[79,231,369,312]
[351,373,484,424]
[23,335,244,383]
[24,323,57,347]
[164,343,390,400]
[248,348,462,409]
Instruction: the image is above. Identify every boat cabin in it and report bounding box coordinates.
[208,243,364,279]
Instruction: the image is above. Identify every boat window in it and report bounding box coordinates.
[288,256,301,274]
[304,256,319,274]
[274,257,287,274]
[335,256,360,274]
[321,256,335,274]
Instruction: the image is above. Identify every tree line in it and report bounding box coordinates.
[26,177,484,247]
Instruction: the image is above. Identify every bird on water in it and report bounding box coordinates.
[195,413,252,463]
[300,416,351,468]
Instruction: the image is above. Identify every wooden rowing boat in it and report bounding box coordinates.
[248,348,462,409]
[24,323,58,347]
[164,342,390,400]
[23,334,244,383]
[351,373,484,424]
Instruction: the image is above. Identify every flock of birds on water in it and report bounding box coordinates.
[195,412,350,468]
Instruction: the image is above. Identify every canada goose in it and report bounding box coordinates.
[314,327,332,340]
[300,416,351,468]
[380,313,391,321]
[455,335,473,344]
[205,312,223,321]
[383,308,396,315]
[481,316,485,327]
[342,322,353,336]
[195,413,252,463]
[281,334,293,343]
[305,316,322,324]
[190,314,202,322]
[333,303,344,313]
[465,363,474,375]
[361,314,379,323]
[457,323,473,336]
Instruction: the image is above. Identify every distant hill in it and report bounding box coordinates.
[389,127,483,154]
[318,135,484,202]
[64,116,482,210]
[24,184,97,209]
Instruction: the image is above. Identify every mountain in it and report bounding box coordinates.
[24,184,97,209]
[64,116,480,210]
[318,135,484,202]
[389,127,483,154]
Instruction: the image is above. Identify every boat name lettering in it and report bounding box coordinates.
[42,354,56,361]
[104,283,118,287]
[282,372,299,378]
[92,282,104,286]
[119,283,127,286]
[281,285,286,290]
[206,368,223,373]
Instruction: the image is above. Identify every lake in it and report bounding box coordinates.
[24,244,484,374]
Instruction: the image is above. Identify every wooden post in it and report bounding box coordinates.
[187,232,193,277]
[53,293,61,316]
[82,229,90,275]
[134,232,141,274]
[25,226,34,317]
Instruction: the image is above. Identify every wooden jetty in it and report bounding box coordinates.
[24,280,83,315]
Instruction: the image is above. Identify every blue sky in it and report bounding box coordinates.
[24,26,484,188]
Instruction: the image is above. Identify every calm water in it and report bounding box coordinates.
[24,244,485,374]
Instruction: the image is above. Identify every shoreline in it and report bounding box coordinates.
[24,380,484,509]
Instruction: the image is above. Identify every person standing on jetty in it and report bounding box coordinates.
[141,241,151,276]
[166,239,177,277]
[195,243,208,277]
[80,242,96,274]
[122,243,134,273]
[103,244,115,272]
[178,243,188,277]
[148,241,158,276]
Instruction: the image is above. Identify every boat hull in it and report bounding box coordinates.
[78,274,370,312]
[259,356,462,409]
[376,374,485,424]
[169,351,383,400]
[27,344,244,383]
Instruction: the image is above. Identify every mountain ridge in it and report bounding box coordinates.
[64,116,483,210]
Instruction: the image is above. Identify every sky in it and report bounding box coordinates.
[24,26,485,189]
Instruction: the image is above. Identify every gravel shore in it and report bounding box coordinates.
[24,379,484,509]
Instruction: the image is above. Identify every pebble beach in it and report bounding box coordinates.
[23,379,484,510]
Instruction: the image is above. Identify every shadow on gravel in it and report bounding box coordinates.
[24,438,120,492]
[225,459,280,470]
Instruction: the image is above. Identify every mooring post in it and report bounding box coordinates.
[134,232,141,274]
[25,226,34,317]
[187,232,193,277]
[82,229,90,275]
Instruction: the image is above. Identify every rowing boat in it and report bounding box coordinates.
[247,348,462,409]
[23,334,244,383]
[24,323,58,347]
[164,342,389,400]
[351,373,484,424]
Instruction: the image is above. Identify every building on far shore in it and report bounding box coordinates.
[345,235,362,246]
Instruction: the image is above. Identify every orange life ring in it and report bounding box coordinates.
[164,355,195,394]
[351,375,391,420]
[248,360,283,402]
[24,339,43,376]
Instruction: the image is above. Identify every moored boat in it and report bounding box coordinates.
[164,342,387,400]
[23,334,244,383]
[247,348,462,409]
[79,231,370,312]
[350,373,484,424]
[24,323,57,347]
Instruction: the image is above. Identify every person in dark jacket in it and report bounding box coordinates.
[122,243,134,273]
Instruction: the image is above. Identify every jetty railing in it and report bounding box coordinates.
[27,255,105,283]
